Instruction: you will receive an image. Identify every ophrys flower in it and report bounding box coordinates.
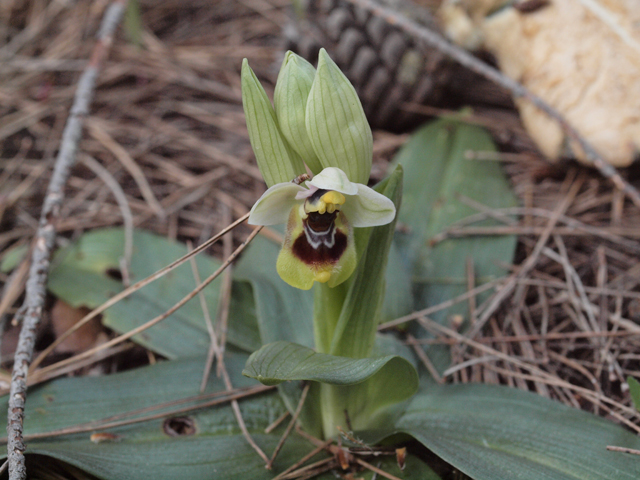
[249,167,395,290]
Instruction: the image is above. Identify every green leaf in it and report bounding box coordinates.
[244,340,418,434]
[276,333,418,439]
[234,232,314,348]
[0,243,28,272]
[395,118,517,305]
[329,165,403,358]
[380,241,414,322]
[394,384,640,480]
[628,376,640,411]
[0,354,319,479]
[393,119,518,374]
[48,227,261,357]
[241,59,306,187]
[243,341,413,387]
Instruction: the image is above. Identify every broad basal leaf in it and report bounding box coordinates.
[381,240,414,322]
[393,383,640,480]
[0,355,318,479]
[48,228,261,357]
[392,118,518,375]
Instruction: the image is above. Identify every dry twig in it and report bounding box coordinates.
[268,383,311,469]
[5,2,127,478]
[188,239,269,464]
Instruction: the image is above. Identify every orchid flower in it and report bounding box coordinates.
[248,167,395,290]
[242,49,395,289]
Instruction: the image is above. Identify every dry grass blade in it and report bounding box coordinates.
[215,198,235,377]
[0,257,29,322]
[188,239,269,464]
[186,240,221,392]
[354,458,403,480]
[606,446,640,456]
[275,457,336,480]
[268,383,311,469]
[80,154,134,285]
[378,279,502,331]
[19,343,135,392]
[406,334,443,384]
[409,329,640,346]
[272,439,333,480]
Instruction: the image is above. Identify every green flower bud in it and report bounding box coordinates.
[305,49,373,185]
[274,52,323,175]
[241,59,306,187]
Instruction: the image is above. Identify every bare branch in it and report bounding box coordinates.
[6,2,128,478]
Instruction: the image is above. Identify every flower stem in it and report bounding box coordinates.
[313,282,347,353]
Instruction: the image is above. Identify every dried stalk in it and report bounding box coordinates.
[268,384,311,469]
[188,240,270,464]
[6,2,127,478]
[80,154,134,285]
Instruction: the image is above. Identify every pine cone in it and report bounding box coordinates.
[284,0,512,132]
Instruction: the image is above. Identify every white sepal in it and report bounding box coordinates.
[307,167,358,195]
[342,183,396,227]
[248,182,305,226]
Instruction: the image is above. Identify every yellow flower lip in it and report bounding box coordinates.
[314,271,331,283]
